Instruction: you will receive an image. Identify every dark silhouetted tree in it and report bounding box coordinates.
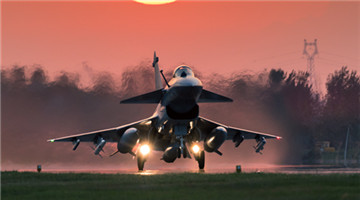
[322,66,360,148]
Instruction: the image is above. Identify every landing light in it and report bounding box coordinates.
[140,144,151,155]
[192,144,200,154]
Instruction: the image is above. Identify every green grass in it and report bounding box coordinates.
[1,171,359,200]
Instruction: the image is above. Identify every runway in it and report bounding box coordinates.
[16,165,360,175]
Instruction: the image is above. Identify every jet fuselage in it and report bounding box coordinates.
[151,66,203,151]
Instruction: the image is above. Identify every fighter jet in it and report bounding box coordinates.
[49,52,281,171]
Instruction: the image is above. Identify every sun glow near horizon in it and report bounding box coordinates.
[134,0,176,5]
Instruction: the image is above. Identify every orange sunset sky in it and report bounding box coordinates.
[1,1,359,91]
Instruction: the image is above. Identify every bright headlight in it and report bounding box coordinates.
[140,144,150,155]
[192,144,200,154]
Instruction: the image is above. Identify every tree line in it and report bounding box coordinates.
[1,64,359,164]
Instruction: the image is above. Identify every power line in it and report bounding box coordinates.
[317,57,350,66]
[321,51,360,63]
[250,51,300,63]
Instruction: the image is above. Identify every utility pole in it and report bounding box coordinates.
[344,126,350,167]
[303,39,319,91]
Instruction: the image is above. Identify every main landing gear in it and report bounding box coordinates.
[137,153,145,171]
[192,144,205,170]
[197,150,205,170]
[136,141,206,171]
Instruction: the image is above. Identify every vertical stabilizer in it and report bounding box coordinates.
[153,51,163,90]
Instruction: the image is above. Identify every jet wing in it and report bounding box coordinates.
[197,116,281,141]
[120,89,163,104]
[48,116,157,143]
[198,89,233,103]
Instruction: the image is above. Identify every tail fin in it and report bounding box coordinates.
[153,51,163,90]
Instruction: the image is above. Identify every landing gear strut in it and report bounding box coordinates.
[137,144,150,171]
[196,150,205,170]
[137,153,146,171]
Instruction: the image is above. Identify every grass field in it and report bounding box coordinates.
[1,171,359,200]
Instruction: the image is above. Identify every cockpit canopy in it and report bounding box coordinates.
[173,65,194,78]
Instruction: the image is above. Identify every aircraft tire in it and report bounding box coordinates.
[198,150,205,170]
[137,155,145,171]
